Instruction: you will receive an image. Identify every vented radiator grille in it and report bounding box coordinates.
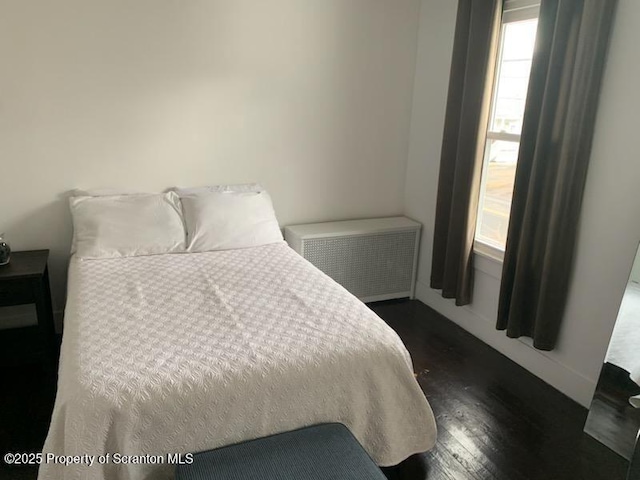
[285,217,421,302]
[304,232,416,299]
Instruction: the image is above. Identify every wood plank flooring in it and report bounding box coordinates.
[373,300,629,480]
[0,299,630,479]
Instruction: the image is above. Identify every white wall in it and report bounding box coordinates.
[405,0,640,407]
[630,247,640,285]
[0,0,421,324]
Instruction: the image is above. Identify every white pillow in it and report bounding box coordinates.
[181,191,283,252]
[69,189,149,253]
[173,183,263,197]
[70,192,186,259]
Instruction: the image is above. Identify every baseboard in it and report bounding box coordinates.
[415,280,597,408]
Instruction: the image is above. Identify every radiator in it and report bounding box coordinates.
[284,217,421,303]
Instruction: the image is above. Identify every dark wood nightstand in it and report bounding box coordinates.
[0,250,58,372]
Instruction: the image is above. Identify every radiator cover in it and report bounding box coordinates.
[284,217,421,303]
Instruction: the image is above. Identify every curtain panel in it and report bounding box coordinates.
[497,0,617,350]
[431,0,502,306]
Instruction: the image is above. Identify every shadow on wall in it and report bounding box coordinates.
[2,194,74,329]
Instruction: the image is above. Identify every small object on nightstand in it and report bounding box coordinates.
[0,250,57,372]
[0,233,10,266]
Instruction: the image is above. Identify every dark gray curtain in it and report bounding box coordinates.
[497,0,617,350]
[431,0,501,306]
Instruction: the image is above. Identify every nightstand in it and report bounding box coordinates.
[0,250,57,371]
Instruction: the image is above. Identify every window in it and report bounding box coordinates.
[475,0,539,254]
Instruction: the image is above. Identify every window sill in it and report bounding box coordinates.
[474,240,505,262]
[473,241,504,280]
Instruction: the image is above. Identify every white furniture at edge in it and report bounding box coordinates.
[284,216,421,303]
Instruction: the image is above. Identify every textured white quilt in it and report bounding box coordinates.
[40,243,436,480]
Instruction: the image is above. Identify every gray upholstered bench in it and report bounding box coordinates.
[175,423,387,480]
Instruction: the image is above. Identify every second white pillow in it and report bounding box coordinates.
[181,191,284,252]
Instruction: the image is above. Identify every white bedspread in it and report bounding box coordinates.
[40,243,436,480]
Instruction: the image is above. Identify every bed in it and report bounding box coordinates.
[39,241,437,480]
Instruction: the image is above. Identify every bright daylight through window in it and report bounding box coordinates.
[475,2,539,253]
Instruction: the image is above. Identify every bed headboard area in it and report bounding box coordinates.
[0,0,423,326]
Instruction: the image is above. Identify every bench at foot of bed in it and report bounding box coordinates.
[175,423,387,480]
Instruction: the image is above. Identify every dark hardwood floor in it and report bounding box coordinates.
[0,299,629,479]
[0,359,56,480]
[373,300,629,480]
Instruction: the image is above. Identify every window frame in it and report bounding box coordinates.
[474,0,540,262]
